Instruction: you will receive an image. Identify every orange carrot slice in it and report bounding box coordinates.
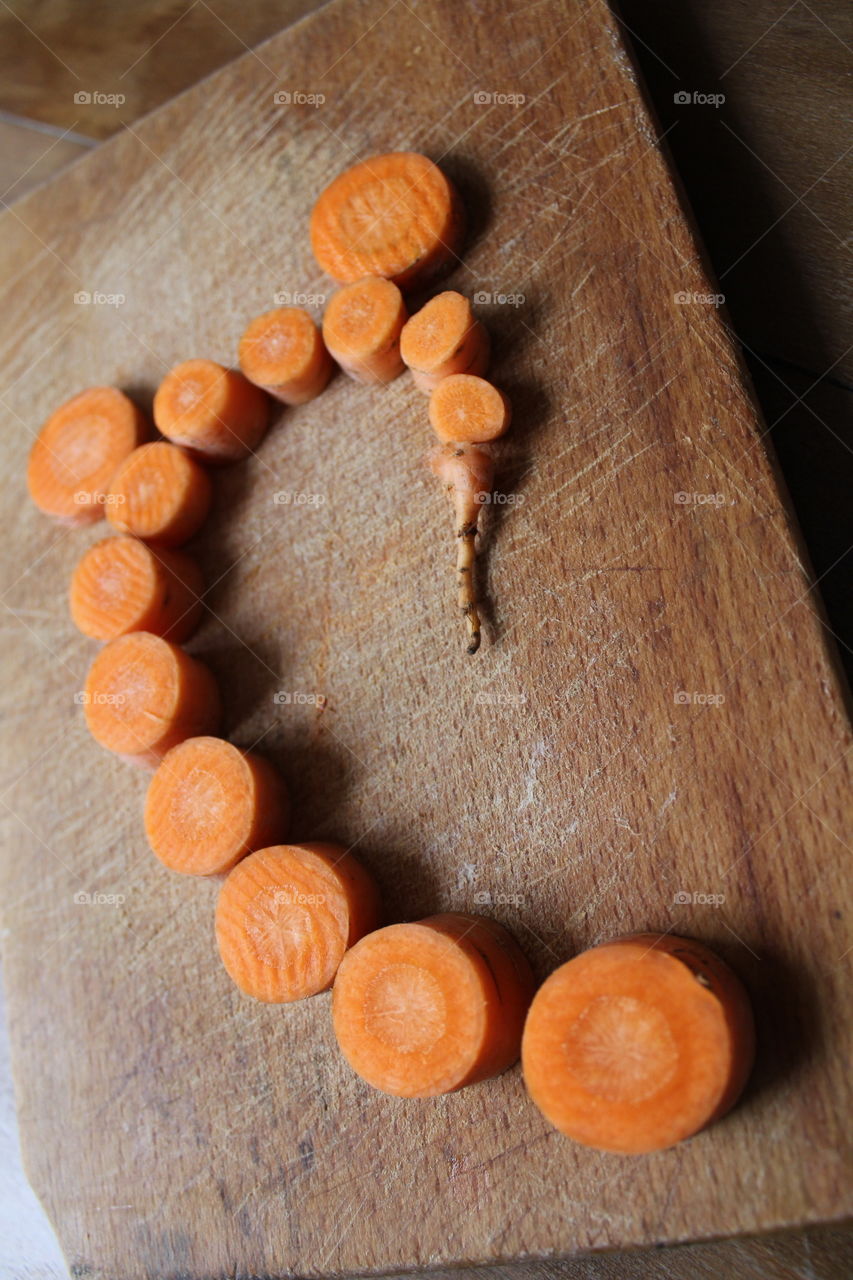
[311,152,464,292]
[154,359,269,463]
[145,736,289,876]
[105,441,212,546]
[401,291,490,393]
[322,277,407,385]
[332,912,535,1097]
[238,307,333,405]
[69,535,203,643]
[27,387,147,524]
[429,373,511,444]
[216,842,381,1002]
[521,933,756,1154]
[83,631,220,766]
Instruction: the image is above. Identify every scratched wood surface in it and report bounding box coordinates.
[0,0,850,1277]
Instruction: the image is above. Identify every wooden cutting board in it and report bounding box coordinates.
[0,0,850,1275]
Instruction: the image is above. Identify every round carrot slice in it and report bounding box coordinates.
[216,843,381,1002]
[322,277,407,385]
[332,912,535,1097]
[105,441,212,546]
[154,359,270,463]
[238,307,333,405]
[429,374,511,444]
[27,387,147,524]
[83,631,220,766]
[401,291,490,393]
[521,933,756,1154]
[69,535,203,643]
[145,737,289,876]
[310,152,464,291]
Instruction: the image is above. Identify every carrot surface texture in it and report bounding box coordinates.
[238,307,333,405]
[105,441,212,546]
[430,443,495,654]
[332,913,534,1098]
[154,359,269,463]
[27,387,147,524]
[429,373,510,444]
[400,291,490,393]
[310,152,463,292]
[70,535,203,643]
[216,843,380,1002]
[322,277,407,384]
[83,631,220,767]
[521,933,756,1155]
[145,737,289,876]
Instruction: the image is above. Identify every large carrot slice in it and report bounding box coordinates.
[69,535,203,643]
[216,842,381,1002]
[332,912,535,1097]
[27,387,147,524]
[311,152,464,292]
[401,291,490,393]
[145,736,289,876]
[429,373,511,444]
[521,933,756,1154]
[83,631,220,766]
[154,359,269,463]
[238,307,333,405]
[322,277,407,385]
[105,441,212,546]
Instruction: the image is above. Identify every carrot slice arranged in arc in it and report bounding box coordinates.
[311,152,464,292]
[69,535,203,643]
[322,277,407,385]
[429,373,511,444]
[105,441,212,546]
[401,291,490,393]
[238,307,333,405]
[27,387,147,524]
[83,631,220,766]
[154,359,270,463]
[521,933,756,1155]
[216,842,381,1002]
[145,736,289,876]
[332,912,535,1098]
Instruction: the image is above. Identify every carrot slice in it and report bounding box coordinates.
[69,535,203,643]
[332,912,535,1097]
[145,736,289,876]
[521,933,756,1154]
[401,291,490,393]
[83,631,220,766]
[154,359,270,463]
[238,307,333,405]
[105,441,212,546]
[322,277,407,385]
[27,387,147,524]
[429,374,511,444]
[215,842,381,1002]
[311,152,464,292]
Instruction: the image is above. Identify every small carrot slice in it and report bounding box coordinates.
[216,842,380,1002]
[105,441,212,546]
[69,535,203,643]
[311,152,464,292]
[145,736,289,876]
[401,291,490,393]
[27,387,147,524]
[332,912,535,1098]
[521,933,756,1155]
[154,359,269,463]
[83,631,220,766]
[322,277,407,385]
[238,307,333,405]
[429,374,511,444]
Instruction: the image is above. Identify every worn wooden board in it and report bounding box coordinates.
[0,0,850,1276]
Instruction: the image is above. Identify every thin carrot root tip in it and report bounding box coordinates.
[154,358,270,464]
[238,307,333,405]
[322,277,407,384]
[69,535,204,643]
[521,933,756,1155]
[400,291,490,393]
[332,913,535,1097]
[430,444,495,655]
[105,441,213,547]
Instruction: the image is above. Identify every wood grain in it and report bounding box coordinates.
[0,0,850,1276]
